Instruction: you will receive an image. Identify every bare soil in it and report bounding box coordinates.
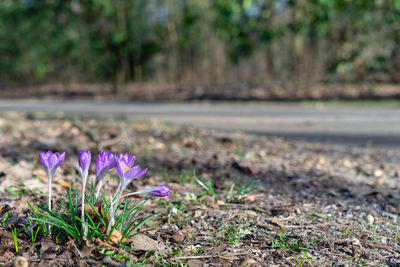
[0,111,399,266]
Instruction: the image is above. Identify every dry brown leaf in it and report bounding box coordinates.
[174,230,186,242]
[78,202,105,224]
[0,204,11,215]
[57,179,71,188]
[128,234,168,254]
[240,258,257,267]
[271,216,285,230]
[109,229,123,246]
[32,168,47,179]
[187,259,204,267]
[240,193,265,203]
[216,199,225,205]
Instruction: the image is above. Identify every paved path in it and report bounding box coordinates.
[0,99,399,147]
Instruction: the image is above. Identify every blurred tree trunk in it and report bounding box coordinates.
[113,0,128,95]
[114,65,126,95]
[166,0,180,84]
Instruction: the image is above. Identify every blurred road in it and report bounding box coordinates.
[0,99,399,147]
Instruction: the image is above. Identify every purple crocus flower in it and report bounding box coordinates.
[95,151,116,198]
[78,150,91,180]
[96,151,116,177]
[39,151,66,211]
[115,153,147,189]
[78,150,91,236]
[107,153,147,234]
[137,185,170,197]
[124,185,170,198]
[39,151,66,177]
[115,153,136,170]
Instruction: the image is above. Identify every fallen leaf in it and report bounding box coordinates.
[271,216,285,230]
[174,230,186,242]
[32,168,47,179]
[0,204,11,215]
[240,193,264,203]
[188,259,204,267]
[128,234,168,254]
[233,161,261,175]
[57,179,71,188]
[109,229,123,245]
[240,258,257,267]
[216,199,225,205]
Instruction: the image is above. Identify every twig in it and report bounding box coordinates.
[283,222,328,229]
[173,252,247,261]
[220,203,294,214]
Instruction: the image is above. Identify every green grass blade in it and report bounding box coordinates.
[85,196,107,227]
[124,210,163,241]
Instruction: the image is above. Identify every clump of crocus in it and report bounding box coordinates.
[38,150,170,243]
[95,151,116,198]
[78,150,91,235]
[39,151,66,211]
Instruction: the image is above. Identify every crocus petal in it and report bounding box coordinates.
[147,185,170,197]
[54,152,66,169]
[134,168,147,179]
[58,152,66,165]
[126,165,141,179]
[116,160,126,179]
[78,150,91,179]
[39,153,49,169]
[128,156,136,167]
[121,153,129,162]
[107,157,116,169]
[134,185,170,197]
[48,154,58,169]
[115,152,148,187]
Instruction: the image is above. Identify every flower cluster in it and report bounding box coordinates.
[39,150,170,235]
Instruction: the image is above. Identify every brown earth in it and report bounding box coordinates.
[0,112,399,266]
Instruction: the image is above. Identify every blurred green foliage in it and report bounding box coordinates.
[0,0,399,89]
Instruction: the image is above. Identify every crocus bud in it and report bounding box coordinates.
[39,151,66,177]
[78,150,91,180]
[136,185,170,197]
[39,150,66,211]
[96,151,116,181]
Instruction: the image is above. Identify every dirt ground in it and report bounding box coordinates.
[0,111,399,266]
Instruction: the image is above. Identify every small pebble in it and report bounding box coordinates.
[367,214,374,224]
[373,169,383,177]
[352,238,361,246]
[13,257,28,267]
